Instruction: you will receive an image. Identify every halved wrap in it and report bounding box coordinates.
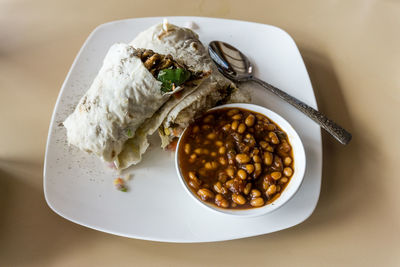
[115,22,214,168]
[64,42,207,163]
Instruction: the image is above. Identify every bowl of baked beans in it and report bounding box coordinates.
[175,103,306,217]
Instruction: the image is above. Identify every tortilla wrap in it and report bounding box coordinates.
[63,43,201,162]
[115,22,213,168]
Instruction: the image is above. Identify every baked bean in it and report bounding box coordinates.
[189,153,197,163]
[203,114,214,123]
[250,197,264,207]
[269,132,280,144]
[244,164,254,174]
[267,124,276,131]
[218,146,226,154]
[280,177,289,184]
[189,180,200,190]
[259,141,268,149]
[250,189,261,198]
[215,192,223,200]
[202,149,209,155]
[266,184,277,196]
[237,169,247,180]
[232,194,246,205]
[232,114,242,120]
[283,167,293,177]
[207,132,216,140]
[215,194,229,208]
[245,114,255,126]
[211,152,217,157]
[197,188,214,201]
[204,140,210,145]
[254,163,262,176]
[226,167,235,178]
[219,157,227,165]
[215,140,223,146]
[253,148,260,155]
[198,168,207,177]
[205,161,218,170]
[192,125,200,133]
[276,185,281,192]
[222,124,231,131]
[284,157,292,166]
[194,148,202,154]
[238,123,246,134]
[184,143,191,154]
[266,145,274,152]
[202,124,211,130]
[264,152,273,165]
[256,114,264,120]
[188,171,197,180]
[253,155,261,163]
[236,154,251,164]
[213,182,223,194]
[244,183,252,195]
[271,171,282,180]
[227,109,239,116]
[231,120,239,131]
[191,176,202,187]
[225,179,234,187]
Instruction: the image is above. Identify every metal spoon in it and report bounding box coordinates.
[209,41,352,145]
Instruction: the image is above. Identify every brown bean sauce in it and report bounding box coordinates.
[178,108,294,209]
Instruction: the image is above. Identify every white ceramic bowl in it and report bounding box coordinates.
[175,103,306,217]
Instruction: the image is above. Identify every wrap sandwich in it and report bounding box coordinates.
[115,22,216,168]
[64,42,208,163]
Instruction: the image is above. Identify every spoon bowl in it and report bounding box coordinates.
[208,41,352,145]
[209,41,253,81]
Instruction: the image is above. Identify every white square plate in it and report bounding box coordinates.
[44,16,322,242]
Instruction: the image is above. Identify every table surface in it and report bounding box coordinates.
[1,0,399,266]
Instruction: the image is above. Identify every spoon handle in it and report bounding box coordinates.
[251,77,352,145]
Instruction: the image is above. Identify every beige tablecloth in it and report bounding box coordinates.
[1,0,399,266]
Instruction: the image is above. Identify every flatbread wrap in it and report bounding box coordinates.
[64,42,207,163]
[115,22,214,168]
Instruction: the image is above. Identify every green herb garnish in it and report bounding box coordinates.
[157,68,191,92]
[126,128,133,137]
